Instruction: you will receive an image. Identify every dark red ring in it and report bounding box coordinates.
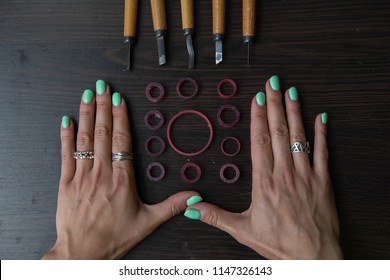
[217,104,240,128]
[146,162,166,182]
[220,163,240,184]
[145,82,165,102]
[221,137,241,157]
[217,79,237,99]
[145,136,166,156]
[181,162,202,184]
[144,110,164,130]
[167,110,213,157]
[176,77,199,100]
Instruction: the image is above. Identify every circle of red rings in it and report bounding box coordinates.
[145,82,165,102]
[145,136,166,156]
[146,162,166,182]
[181,162,202,184]
[217,104,240,128]
[144,110,164,130]
[221,137,241,157]
[176,77,199,99]
[167,110,213,157]
[220,163,240,184]
[217,79,237,99]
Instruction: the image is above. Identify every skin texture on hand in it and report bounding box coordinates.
[185,76,343,259]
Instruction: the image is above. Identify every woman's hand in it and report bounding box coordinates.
[42,80,199,259]
[184,76,343,259]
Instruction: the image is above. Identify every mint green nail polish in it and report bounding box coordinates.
[321,112,328,124]
[184,209,201,220]
[256,91,266,106]
[270,75,280,91]
[289,87,298,101]
[96,79,106,95]
[186,195,203,206]
[82,89,93,104]
[112,92,122,107]
[62,116,70,128]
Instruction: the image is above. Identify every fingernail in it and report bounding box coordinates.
[270,75,280,91]
[288,87,298,101]
[186,195,203,206]
[321,112,328,124]
[61,116,70,128]
[96,79,106,95]
[112,92,122,107]
[256,91,266,106]
[184,209,201,220]
[82,89,93,104]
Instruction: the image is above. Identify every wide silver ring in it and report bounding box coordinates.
[73,150,94,159]
[112,152,134,162]
[290,141,310,154]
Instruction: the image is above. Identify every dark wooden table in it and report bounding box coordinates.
[1,0,389,260]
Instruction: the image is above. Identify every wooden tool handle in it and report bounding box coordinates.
[180,0,194,29]
[243,0,255,37]
[213,0,225,35]
[124,0,138,37]
[150,0,167,31]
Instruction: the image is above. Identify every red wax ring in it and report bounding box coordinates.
[145,136,166,156]
[220,163,240,184]
[167,110,213,157]
[144,110,164,130]
[181,162,202,184]
[146,162,166,182]
[221,137,241,157]
[217,79,237,99]
[176,77,199,100]
[217,104,240,128]
[145,82,165,102]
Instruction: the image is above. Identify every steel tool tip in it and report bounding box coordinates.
[215,40,223,65]
[186,35,195,69]
[157,36,166,65]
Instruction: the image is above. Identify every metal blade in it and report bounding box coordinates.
[215,40,222,65]
[157,36,166,65]
[186,35,195,69]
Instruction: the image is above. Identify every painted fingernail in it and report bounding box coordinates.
[256,91,266,106]
[270,75,280,91]
[82,89,93,104]
[186,195,203,206]
[321,112,328,124]
[184,209,201,220]
[96,79,106,95]
[61,116,70,128]
[112,92,122,107]
[288,87,298,101]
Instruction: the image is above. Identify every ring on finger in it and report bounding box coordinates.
[112,152,134,162]
[73,150,94,160]
[290,141,310,154]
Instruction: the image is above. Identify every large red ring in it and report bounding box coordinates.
[146,162,166,182]
[145,82,165,102]
[217,79,237,99]
[181,162,202,184]
[176,77,199,99]
[145,136,166,156]
[144,110,164,130]
[217,104,240,128]
[167,110,213,157]
[220,163,240,184]
[221,137,241,157]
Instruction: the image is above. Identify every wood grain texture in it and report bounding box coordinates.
[150,0,167,31]
[180,0,194,30]
[124,0,138,37]
[213,0,226,35]
[0,0,389,260]
[242,0,255,36]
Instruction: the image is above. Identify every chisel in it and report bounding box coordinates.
[243,0,256,64]
[124,0,138,71]
[180,0,195,69]
[150,0,167,65]
[213,0,225,65]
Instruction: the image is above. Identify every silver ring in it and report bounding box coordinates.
[73,150,94,159]
[290,141,310,153]
[112,152,134,162]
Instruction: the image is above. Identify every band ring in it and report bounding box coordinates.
[112,152,134,162]
[290,141,310,153]
[73,150,94,160]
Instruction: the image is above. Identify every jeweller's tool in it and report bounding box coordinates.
[243,0,256,64]
[124,0,138,71]
[180,0,195,69]
[213,0,225,65]
[150,0,167,65]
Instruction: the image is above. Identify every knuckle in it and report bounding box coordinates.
[287,105,301,116]
[112,132,129,148]
[61,134,73,143]
[61,151,72,162]
[80,108,92,118]
[77,132,92,147]
[253,133,271,149]
[290,132,307,143]
[204,211,219,227]
[271,123,289,137]
[94,125,110,138]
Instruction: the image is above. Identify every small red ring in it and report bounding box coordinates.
[145,136,166,156]
[217,104,240,128]
[144,110,164,130]
[176,77,199,100]
[145,82,165,102]
[221,137,241,157]
[167,110,213,157]
[181,162,202,184]
[217,79,237,99]
[220,163,240,184]
[146,162,166,182]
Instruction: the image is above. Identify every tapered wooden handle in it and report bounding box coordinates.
[124,0,138,37]
[180,0,194,29]
[243,0,255,37]
[151,0,167,31]
[213,0,225,35]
